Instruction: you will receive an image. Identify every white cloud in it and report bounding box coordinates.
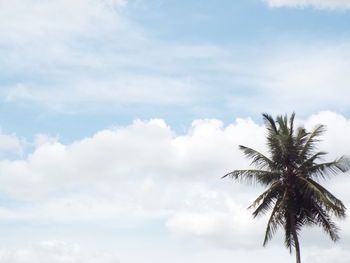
[5,40,350,115]
[0,0,127,45]
[228,43,350,115]
[4,76,199,112]
[3,1,350,115]
[0,117,264,198]
[304,247,350,263]
[0,0,145,80]
[0,240,119,263]
[0,131,23,154]
[0,0,227,111]
[166,196,265,248]
[0,41,225,111]
[2,0,350,116]
[166,112,350,249]
[0,112,348,253]
[263,0,350,9]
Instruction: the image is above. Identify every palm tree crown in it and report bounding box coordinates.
[223,113,350,263]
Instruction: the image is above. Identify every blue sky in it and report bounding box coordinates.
[1,0,350,262]
[2,0,350,141]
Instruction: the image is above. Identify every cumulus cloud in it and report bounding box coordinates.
[263,0,350,9]
[0,112,348,253]
[0,240,119,263]
[0,118,264,198]
[166,197,266,248]
[166,111,350,245]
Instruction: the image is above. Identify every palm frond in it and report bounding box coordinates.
[276,115,289,136]
[284,214,293,252]
[299,125,326,160]
[249,181,283,217]
[295,127,309,152]
[307,156,350,180]
[313,203,340,241]
[239,145,276,169]
[263,195,284,246]
[308,178,346,215]
[289,112,295,136]
[222,169,281,186]
[262,113,278,135]
[299,151,328,170]
[298,177,345,218]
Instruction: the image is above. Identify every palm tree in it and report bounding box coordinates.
[223,113,350,263]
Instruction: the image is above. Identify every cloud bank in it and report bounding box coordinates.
[0,112,349,254]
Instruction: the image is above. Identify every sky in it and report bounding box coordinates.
[1,0,350,262]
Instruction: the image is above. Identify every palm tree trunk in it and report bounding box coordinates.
[290,215,301,263]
